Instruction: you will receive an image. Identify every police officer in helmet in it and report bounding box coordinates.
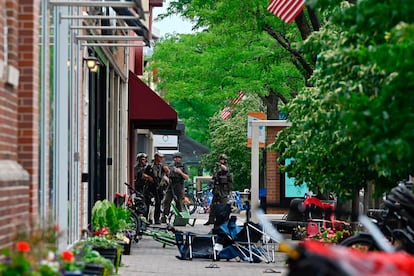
[161,151,189,223]
[204,153,233,225]
[134,152,148,193]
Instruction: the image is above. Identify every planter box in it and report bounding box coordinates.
[118,241,131,255]
[83,263,105,276]
[92,246,118,267]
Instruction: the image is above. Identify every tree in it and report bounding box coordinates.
[273,0,414,201]
[202,95,264,191]
[150,0,306,143]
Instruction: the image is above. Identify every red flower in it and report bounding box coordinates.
[16,241,30,253]
[54,224,60,232]
[61,250,74,262]
[93,227,110,236]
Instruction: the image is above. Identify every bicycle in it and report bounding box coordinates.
[339,181,414,254]
[193,185,214,214]
[114,183,148,242]
[182,182,197,215]
[118,183,177,247]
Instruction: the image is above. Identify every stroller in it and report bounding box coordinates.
[175,203,277,263]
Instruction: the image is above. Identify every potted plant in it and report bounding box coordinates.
[91,199,133,255]
[75,236,122,273]
[71,244,114,276]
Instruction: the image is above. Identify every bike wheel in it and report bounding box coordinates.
[129,211,143,243]
[339,233,381,251]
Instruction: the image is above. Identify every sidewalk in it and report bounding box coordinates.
[118,212,289,275]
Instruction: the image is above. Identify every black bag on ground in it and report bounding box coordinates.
[213,203,231,228]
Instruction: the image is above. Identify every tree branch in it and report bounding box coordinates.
[263,24,313,80]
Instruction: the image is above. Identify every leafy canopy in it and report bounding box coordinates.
[273,0,414,200]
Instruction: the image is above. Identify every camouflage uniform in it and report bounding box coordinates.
[205,154,233,225]
[162,152,189,222]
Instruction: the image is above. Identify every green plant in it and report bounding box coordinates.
[0,220,87,275]
[74,236,122,272]
[71,244,114,276]
[91,200,131,235]
[0,241,83,275]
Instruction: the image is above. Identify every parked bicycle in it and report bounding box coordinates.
[114,183,147,242]
[339,181,414,254]
[182,182,197,215]
[194,184,214,214]
[124,183,179,247]
[118,182,177,248]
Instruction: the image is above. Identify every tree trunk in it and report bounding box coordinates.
[263,93,279,120]
[307,6,321,31]
[294,11,312,40]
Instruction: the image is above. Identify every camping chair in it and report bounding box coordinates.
[215,215,277,263]
[175,231,218,260]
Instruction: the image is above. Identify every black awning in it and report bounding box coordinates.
[178,135,210,165]
[128,71,177,130]
[112,5,149,46]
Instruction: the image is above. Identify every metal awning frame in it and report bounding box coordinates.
[76,35,143,41]
[50,0,149,46]
[82,43,146,47]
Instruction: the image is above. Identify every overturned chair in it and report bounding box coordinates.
[174,215,277,263]
[214,215,277,263]
[175,231,219,260]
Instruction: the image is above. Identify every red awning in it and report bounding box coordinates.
[128,71,177,130]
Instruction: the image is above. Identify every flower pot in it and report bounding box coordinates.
[118,240,131,255]
[92,246,118,267]
[64,271,83,276]
[83,263,105,276]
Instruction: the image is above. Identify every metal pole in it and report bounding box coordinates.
[250,120,291,222]
[39,0,49,224]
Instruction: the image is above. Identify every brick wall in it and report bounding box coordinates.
[266,126,288,214]
[0,0,41,248]
[17,0,41,218]
[0,161,30,247]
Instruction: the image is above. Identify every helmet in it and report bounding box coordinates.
[154,152,164,158]
[218,154,228,161]
[173,152,183,158]
[136,152,148,161]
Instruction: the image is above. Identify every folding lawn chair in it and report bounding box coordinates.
[214,215,277,263]
[175,231,218,260]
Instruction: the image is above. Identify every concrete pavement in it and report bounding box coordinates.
[118,212,289,275]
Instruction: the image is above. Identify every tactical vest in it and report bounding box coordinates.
[214,170,233,198]
[169,163,186,185]
[151,163,164,184]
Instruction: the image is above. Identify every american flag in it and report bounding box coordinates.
[220,107,232,120]
[220,92,245,120]
[267,0,305,24]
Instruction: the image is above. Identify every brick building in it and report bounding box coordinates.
[0,0,175,249]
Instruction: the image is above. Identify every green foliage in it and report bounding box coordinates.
[150,0,304,145]
[72,240,116,275]
[273,0,414,200]
[91,200,131,234]
[201,95,264,191]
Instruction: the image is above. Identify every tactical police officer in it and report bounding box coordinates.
[134,152,148,194]
[204,153,233,225]
[161,151,189,223]
[144,152,169,224]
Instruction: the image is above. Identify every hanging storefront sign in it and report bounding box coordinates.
[247,112,266,148]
